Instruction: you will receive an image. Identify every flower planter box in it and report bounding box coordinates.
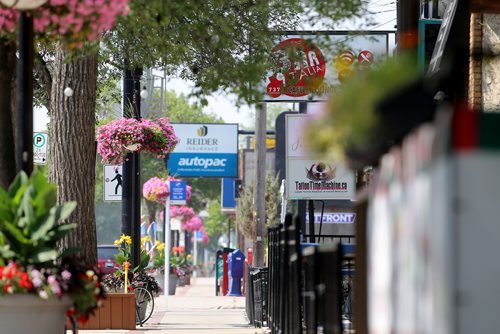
[79,293,136,330]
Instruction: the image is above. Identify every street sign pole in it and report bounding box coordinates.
[164,181,171,296]
[193,232,198,278]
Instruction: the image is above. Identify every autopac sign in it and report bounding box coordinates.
[168,123,238,177]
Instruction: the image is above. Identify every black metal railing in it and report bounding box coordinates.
[247,214,356,333]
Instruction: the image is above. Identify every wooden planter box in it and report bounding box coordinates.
[79,293,136,330]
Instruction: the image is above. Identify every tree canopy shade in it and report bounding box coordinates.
[0,0,368,266]
[101,0,366,103]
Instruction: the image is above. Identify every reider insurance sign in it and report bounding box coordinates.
[168,123,238,177]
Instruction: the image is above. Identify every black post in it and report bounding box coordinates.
[16,13,34,175]
[121,66,142,268]
[297,102,308,242]
[308,200,315,243]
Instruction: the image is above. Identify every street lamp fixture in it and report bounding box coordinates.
[64,87,74,97]
[140,86,148,99]
[0,0,49,174]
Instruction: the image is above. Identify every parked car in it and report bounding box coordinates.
[97,245,119,275]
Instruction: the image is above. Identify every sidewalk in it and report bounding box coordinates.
[77,277,264,334]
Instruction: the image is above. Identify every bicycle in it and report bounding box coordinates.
[134,282,155,326]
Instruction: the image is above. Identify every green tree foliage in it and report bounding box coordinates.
[204,198,230,249]
[100,0,366,103]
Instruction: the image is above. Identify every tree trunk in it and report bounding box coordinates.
[49,43,98,266]
[0,38,17,189]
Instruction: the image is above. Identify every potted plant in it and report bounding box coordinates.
[0,170,105,333]
[96,117,179,164]
[151,241,179,295]
[170,246,194,286]
[102,234,160,296]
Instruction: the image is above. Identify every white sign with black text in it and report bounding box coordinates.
[285,114,355,200]
[33,132,48,165]
[104,165,123,201]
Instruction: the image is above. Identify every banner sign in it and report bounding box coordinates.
[264,31,390,102]
[285,114,355,200]
[168,123,238,177]
[221,178,237,211]
[170,180,187,205]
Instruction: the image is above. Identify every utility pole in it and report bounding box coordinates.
[253,102,267,267]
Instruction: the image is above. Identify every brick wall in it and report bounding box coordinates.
[469,13,483,111]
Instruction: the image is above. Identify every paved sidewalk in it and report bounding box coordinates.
[76,277,264,334]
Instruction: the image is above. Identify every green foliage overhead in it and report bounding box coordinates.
[100,0,366,103]
[0,170,77,266]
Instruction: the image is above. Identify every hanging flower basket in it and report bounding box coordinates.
[170,206,195,223]
[97,117,179,164]
[0,0,129,47]
[143,177,169,205]
[182,215,202,232]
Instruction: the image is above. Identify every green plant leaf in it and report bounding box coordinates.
[7,171,27,199]
[32,248,58,263]
[51,202,77,223]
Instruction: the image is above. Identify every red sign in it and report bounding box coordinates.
[267,38,326,98]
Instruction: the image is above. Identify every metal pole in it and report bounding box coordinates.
[193,231,198,278]
[164,183,171,295]
[121,67,142,268]
[298,102,308,241]
[121,68,134,238]
[16,13,34,175]
[254,102,267,267]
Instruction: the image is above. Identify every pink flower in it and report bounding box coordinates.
[143,177,169,205]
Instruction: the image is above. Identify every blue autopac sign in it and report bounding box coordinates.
[168,123,238,177]
[170,181,187,205]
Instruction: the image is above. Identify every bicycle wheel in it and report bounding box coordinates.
[134,287,154,325]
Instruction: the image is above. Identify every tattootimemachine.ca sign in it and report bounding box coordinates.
[285,114,355,200]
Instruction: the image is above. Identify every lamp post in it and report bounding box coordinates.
[0,0,49,174]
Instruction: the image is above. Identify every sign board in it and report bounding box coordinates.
[305,212,356,224]
[264,31,390,102]
[33,132,48,164]
[168,123,238,177]
[104,165,123,201]
[285,114,355,200]
[195,230,203,241]
[221,178,236,212]
[170,181,187,205]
